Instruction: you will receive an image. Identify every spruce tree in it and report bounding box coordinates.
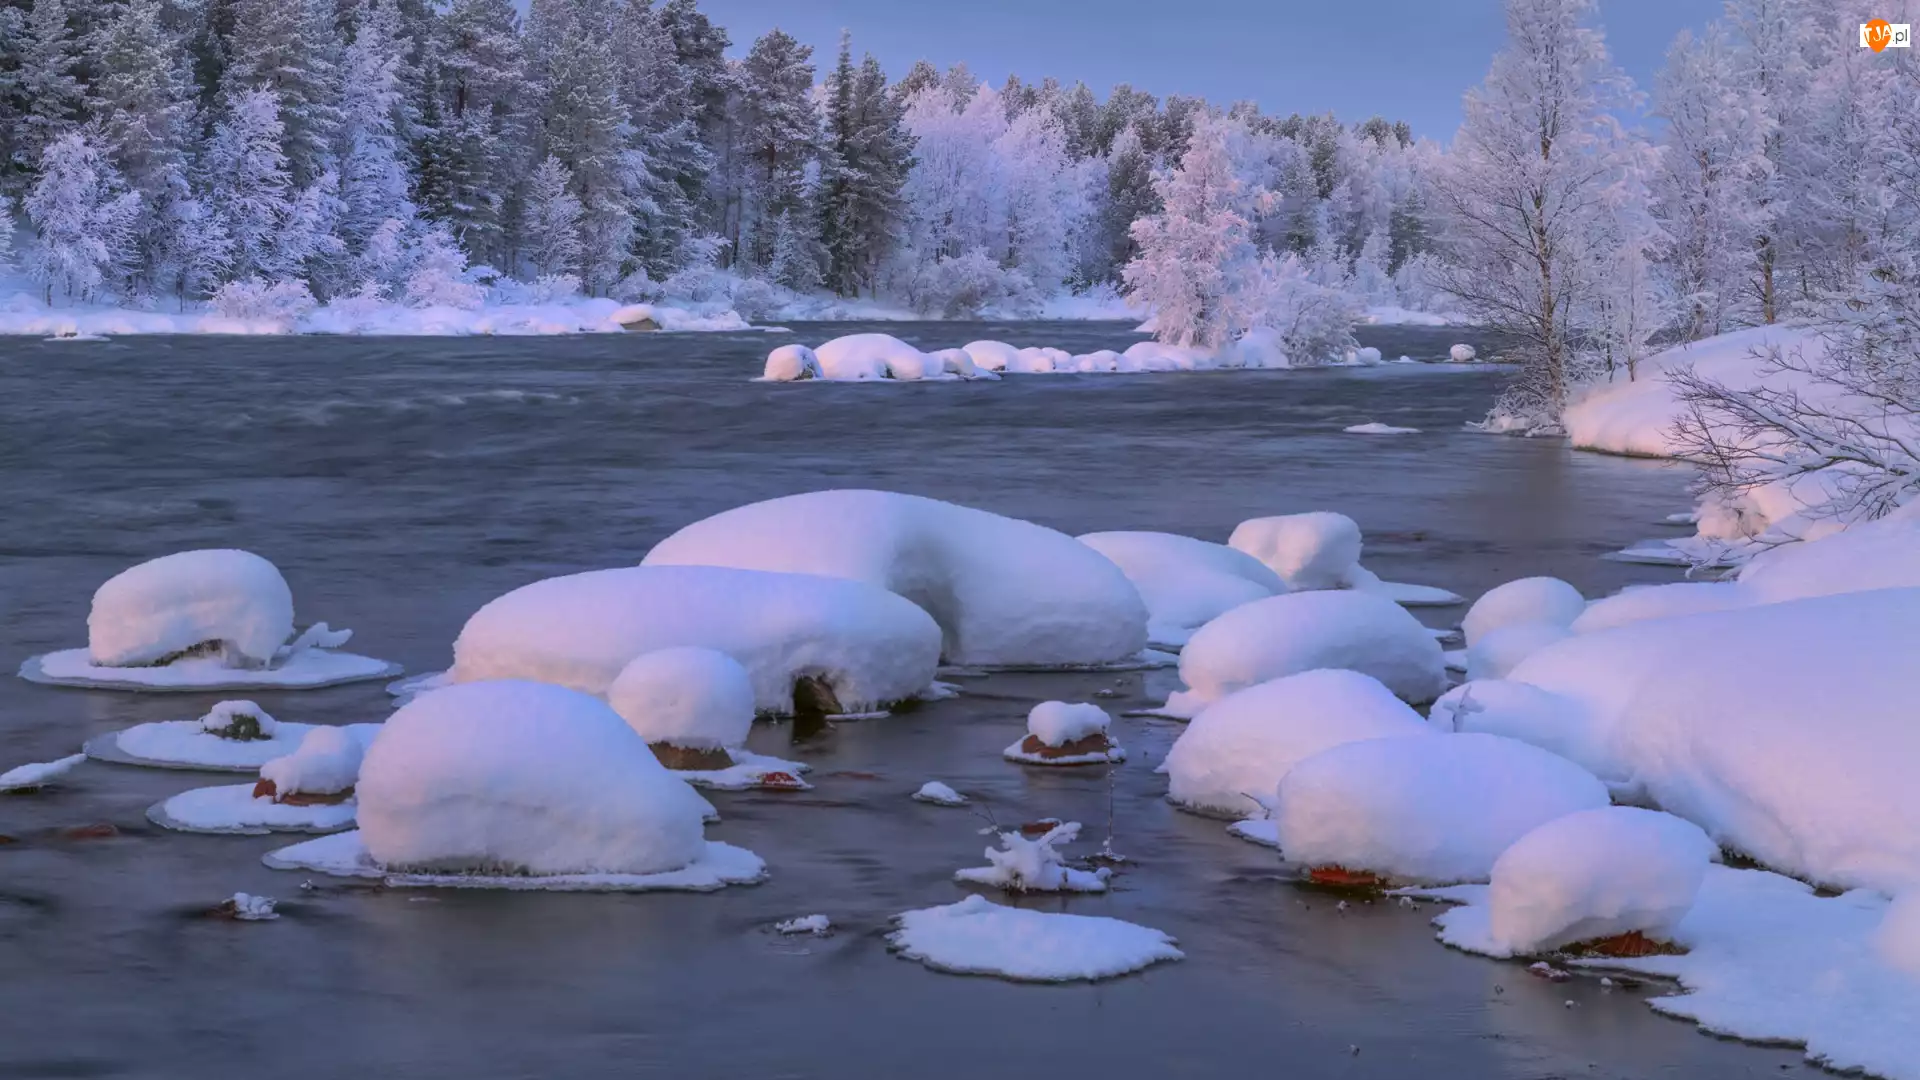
[25,129,142,302]
[735,28,818,272]
[16,0,87,177]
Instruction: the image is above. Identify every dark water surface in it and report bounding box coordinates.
[0,323,1795,1079]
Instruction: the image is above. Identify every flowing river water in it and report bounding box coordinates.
[0,323,1800,1079]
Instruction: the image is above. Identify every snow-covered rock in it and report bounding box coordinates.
[961,340,1021,372]
[1462,576,1585,647]
[1465,621,1572,682]
[1427,680,1607,783]
[1228,512,1363,591]
[888,894,1183,982]
[642,490,1149,668]
[1159,590,1447,716]
[929,348,987,378]
[762,343,820,381]
[912,780,968,807]
[87,549,294,668]
[955,821,1111,893]
[1005,701,1121,765]
[0,753,85,793]
[813,333,935,380]
[1344,422,1420,434]
[1880,893,1920,977]
[1274,733,1610,885]
[258,725,363,799]
[1475,807,1717,956]
[356,680,729,877]
[200,700,277,739]
[1076,530,1285,646]
[1163,669,1435,817]
[606,647,755,753]
[1071,349,1121,372]
[1449,344,1477,362]
[450,565,942,716]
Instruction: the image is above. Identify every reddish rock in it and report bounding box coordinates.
[58,822,119,840]
[1564,931,1685,958]
[1306,865,1383,889]
[1018,732,1113,761]
[648,743,735,771]
[251,778,353,805]
[757,771,807,790]
[1017,818,1065,839]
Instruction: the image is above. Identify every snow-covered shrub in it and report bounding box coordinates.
[209,279,318,322]
[493,274,582,306]
[955,820,1110,893]
[1164,669,1435,817]
[200,700,277,741]
[659,264,733,305]
[1249,252,1362,367]
[405,226,483,310]
[728,275,792,321]
[88,549,295,669]
[903,249,1032,318]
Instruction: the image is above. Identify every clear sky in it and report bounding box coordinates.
[688,0,1731,139]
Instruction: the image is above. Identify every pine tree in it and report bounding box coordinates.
[25,129,143,303]
[820,36,911,295]
[220,0,344,187]
[734,28,819,271]
[1088,122,1156,284]
[767,207,821,290]
[525,0,634,293]
[656,0,731,231]
[88,0,200,294]
[16,0,87,178]
[520,153,584,278]
[201,87,295,281]
[426,0,523,265]
[614,0,711,277]
[337,0,419,273]
[0,194,16,271]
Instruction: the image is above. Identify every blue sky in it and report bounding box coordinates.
[689,0,1731,138]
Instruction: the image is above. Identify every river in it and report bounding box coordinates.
[0,323,1795,1079]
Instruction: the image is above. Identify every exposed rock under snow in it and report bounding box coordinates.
[1462,576,1586,648]
[888,894,1183,982]
[151,783,358,835]
[775,914,833,936]
[258,725,363,800]
[761,344,820,381]
[912,780,969,807]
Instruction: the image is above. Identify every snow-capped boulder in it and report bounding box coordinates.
[1465,621,1572,681]
[450,565,942,716]
[1462,577,1585,647]
[1450,344,1477,362]
[0,753,85,793]
[1077,531,1285,645]
[1483,807,1716,956]
[1163,669,1435,818]
[913,780,968,807]
[1221,328,1290,369]
[1227,512,1362,591]
[643,490,1149,668]
[1161,590,1447,716]
[814,333,932,380]
[762,344,820,381]
[258,725,363,801]
[962,340,1021,372]
[1010,347,1068,373]
[357,680,716,876]
[606,647,755,767]
[1879,893,1920,977]
[1005,701,1120,764]
[1072,350,1121,372]
[1570,582,1751,634]
[1427,680,1607,781]
[1273,732,1610,885]
[929,348,985,378]
[87,549,294,668]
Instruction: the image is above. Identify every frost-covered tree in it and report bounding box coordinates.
[24,129,143,302]
[1722,0,1814,325]
[220,0,345,187]
[1432,0,1640,429]
[1652,25,1770,340]
[201,88,294,282]
[614,0,710,277]
[337,0,419,270]
[525,0,635,294]
[734,29,819,271]
[520,153,584,278]
[15,0,87,177]
[424,0,524,264]
[1122,113,1262,349]
[0,195,17,271]
[1084,122,1157,285]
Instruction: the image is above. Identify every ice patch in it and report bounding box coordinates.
[151,783,358,835]
[913,781,968,807]
[90,719,381,773]
[0,753,86,792]
[1344,422,1421,434]
[264,830,765,892]
[888,895,1182,982]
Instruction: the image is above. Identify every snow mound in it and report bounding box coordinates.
[1228,512,1362,591]
[450,565,942,716]
[1737,509,1920,604]
[607,647,755,751]
[0,753,85,792]
[961,340,1021,372]
[1465,621,1571,682]
[87,549,294,668]
[95,716,379,773]
[1570,582,1751,634]
[1077,531,1285,646]
[1274,733,1610,885]
[259,725,363,798]
[813,333,936,380]
[1025,701,1112,746]
[1344,422,1420,434]
[776,914,833,936]
[643,490,1149,668]
[1462,577,1585,647]
[913,781,968,807]
[1474,807,1716,957]
[955,821,1111,893]
[929,348,986,378]
[762,344,820,381]
[1163,669,1435,818]
[152,782,357,835]
[888,895,1182,982]
[1427,681,1610,785]
[1160,590,1447,716]
[1449,344,1477,362]
[1880,893,1920,977]
[356,680,726,877]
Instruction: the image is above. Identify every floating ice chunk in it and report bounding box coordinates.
[956,820,1111,893]
[1228,512,1362,591]
[961,340,1021,372]
[1880,893,1920,977]
[1077,531,1285,646]
[913,781,968,807]
[258,725,363,800]
[888,894,1182,982]
[814,332,933,380]
[643,490,1149,668]
[1344,422,1420,434]
[607,647,755,755]
[1449,344,1477,362]
[355,680,730,878]
[264,829,763,892]
[1474,807,1716,957]
[223,893,279,921]
[451,565,942,716]
[1466,621,1572,682]
[96,717,378,772]
[152,782,357,835]
[1274,732,1610,885]
[1570,582,1751,634]
[0,753,85,792]
[87,549,294,668]
[762,343,820,381]
[1462,577,1585,647]
[1164,669,1435,818]
[775,914,833,936]
[1160,590,1447,717]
